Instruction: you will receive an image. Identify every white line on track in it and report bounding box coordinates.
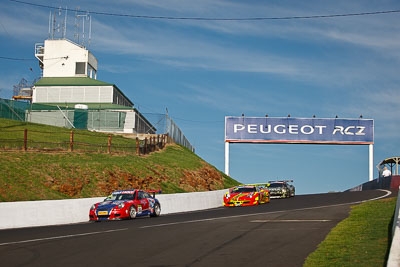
[140,189,392,229]
[250,219,331,223]
[237,228,322,231]
[0,228,128,246]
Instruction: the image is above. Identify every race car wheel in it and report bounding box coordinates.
[151,203,161,217]
[129,206,137,219]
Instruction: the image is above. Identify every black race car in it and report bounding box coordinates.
[268,180,294,198]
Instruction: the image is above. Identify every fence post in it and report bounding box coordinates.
[156,135,160,151]
[149,136,153,152]
[144,137,148,154]
[70,131,74,152]
[108,135,112,154]
[136,137,140,155]
[23,129,27,151]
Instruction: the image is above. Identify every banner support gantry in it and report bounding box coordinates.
[224,116,374,182]
[369,144,373,181]
[225,141,230,176]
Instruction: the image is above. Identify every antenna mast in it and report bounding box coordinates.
[74,8,91,48]
[48,6,68,40]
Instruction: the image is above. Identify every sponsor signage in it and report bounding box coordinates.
[225,117,374,144]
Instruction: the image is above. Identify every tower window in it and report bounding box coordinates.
[75,62,86,74]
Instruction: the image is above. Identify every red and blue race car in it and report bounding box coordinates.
[223,185,270,207]
[89,189,161,221]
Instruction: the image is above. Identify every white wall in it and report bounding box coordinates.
[0,190,228,229]
[42,39,97,78]
[33,86,113,103]
[26,110,74,128]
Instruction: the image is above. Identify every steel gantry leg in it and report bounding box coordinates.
[369,144,374,181]
[225,142,230,176]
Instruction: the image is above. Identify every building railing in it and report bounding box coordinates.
[35,43,44,55]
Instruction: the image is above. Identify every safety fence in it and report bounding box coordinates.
[142,112,194,152]
[0,128,169,155]
[0,98,27,121]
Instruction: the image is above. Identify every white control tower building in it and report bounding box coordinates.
[35,39,97,79]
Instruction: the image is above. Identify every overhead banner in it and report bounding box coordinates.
[225,117,374,144]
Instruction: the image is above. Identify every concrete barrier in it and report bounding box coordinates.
[0,189,228,230]
[387,187,400,267]
[157,189,226,214]
[0,197,104,229]
[348,175,400,192]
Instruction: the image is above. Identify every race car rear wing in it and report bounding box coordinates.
[243,183,270,188]
[268,180,294,183]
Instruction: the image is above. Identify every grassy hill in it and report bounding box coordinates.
[0,118,240,202]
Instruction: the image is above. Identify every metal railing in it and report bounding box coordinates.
[35,43,44,55]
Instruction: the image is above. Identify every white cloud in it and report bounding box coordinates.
[0,5,48,40]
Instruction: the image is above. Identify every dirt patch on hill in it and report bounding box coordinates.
[96,170,168,194]
[95,164,225,194]
[180,165,224,191]
[41,163,225,197]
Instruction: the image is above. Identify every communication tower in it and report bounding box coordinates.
[48,6,68,40]
[74,7,92,48]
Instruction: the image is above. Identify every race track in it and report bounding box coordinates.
[0,190,392,267]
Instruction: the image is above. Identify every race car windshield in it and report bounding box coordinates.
[269,183,283,188]
[232,187,256,193]
[105,193,136,201]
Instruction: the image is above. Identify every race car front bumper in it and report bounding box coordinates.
[223,199,258,207]
[89,208,129,221]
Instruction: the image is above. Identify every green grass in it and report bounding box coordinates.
[0,118,138,152]
[304,197,397,267]
[0,118,241,201]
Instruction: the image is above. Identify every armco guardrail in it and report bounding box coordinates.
[0,189,227,230]
[387,187,400,267]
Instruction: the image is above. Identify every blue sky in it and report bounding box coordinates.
[1,0,399,194]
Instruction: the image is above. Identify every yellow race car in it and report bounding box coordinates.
[223,184,270,207]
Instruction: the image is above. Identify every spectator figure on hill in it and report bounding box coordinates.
[382,166,392,177]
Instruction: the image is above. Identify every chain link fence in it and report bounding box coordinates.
[141,112,194,152]
[0,98,27,121]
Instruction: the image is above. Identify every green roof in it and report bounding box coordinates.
[34,77,114,87]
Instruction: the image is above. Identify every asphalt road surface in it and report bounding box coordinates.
[0,190,392,267]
